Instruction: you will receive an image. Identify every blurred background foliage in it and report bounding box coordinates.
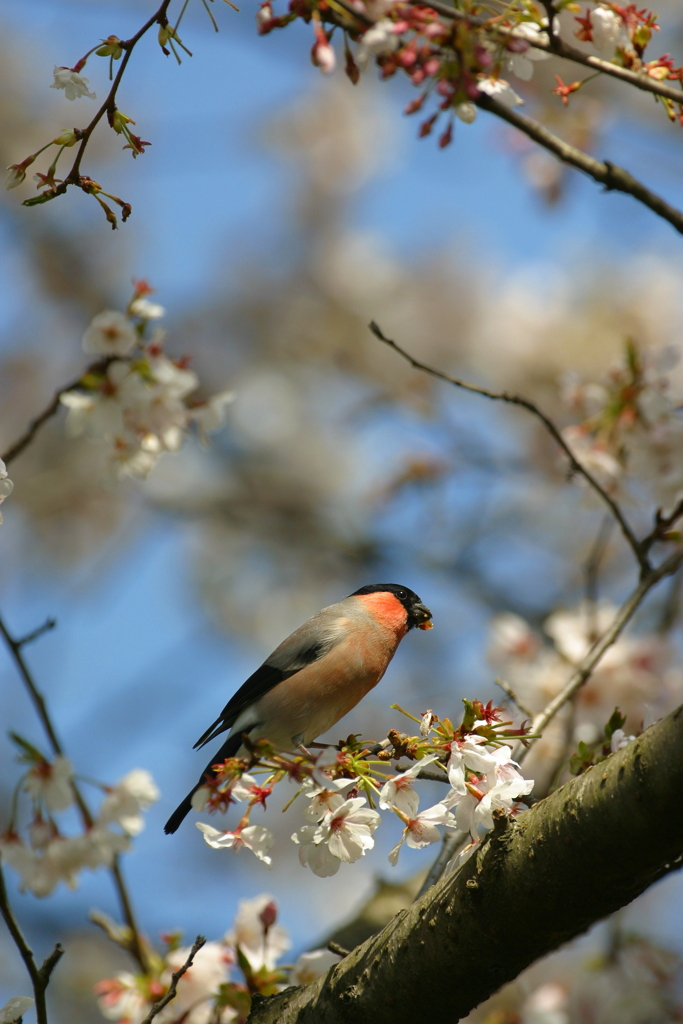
[2,1,683,1020]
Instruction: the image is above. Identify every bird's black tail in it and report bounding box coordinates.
[164,732,244,835]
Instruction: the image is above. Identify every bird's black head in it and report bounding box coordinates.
[350,584,433,630]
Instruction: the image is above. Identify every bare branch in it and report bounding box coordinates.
[0,861,64,1024]
[475,93,683,237]
[514,545,683,763]
[0,612,149,973]
[140,936,206,1024]
[494,677,533,720]
[15,618,57,650]
[369,321,646,568]
[1,357,115,467]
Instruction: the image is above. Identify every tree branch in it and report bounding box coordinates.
[140,936,206,1024]
[247,703,683,1024]
[1,357,115,467]
[53,1,173,198]
[0,612,149,973]
[475,93,683,237]
[369,321,645,568]
[407,0,683,106]
[0,862,64,1024]
[514,545,683,763]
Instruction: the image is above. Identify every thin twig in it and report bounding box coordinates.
[0,862,64,1024]
[475,93,683,238]
[55,1,174,195]
[140,936,206,1024]
[327,941,350,957]
[1,357,115,467]
[369,321,646,569]
[0,613,149,973]
[513,546,683,763]
[584,515,614,644]
[494,677,533,720]
[15,618,57,650]
[405,0,683,106]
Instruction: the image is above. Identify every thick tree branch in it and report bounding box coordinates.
[0,613,149,973]
[0,863,64,1024]
[475,93,683,236]
[248,703,683,1024]
[369,321,645,567]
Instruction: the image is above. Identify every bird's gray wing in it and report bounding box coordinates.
[192,610,346,750]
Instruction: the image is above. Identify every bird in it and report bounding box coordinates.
[164,583,433,834]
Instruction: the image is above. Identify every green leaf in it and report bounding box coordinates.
[22,192,58,207]
[604,707,627,742]
[8,731,46,764]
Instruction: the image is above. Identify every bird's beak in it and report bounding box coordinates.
[414,603,433,630]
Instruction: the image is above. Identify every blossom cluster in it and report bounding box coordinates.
[559,339,683,510]
[478,929,683,1024]
[0,735,159,897]
[489,602,681,752]
[256,0,682,146]
[191,699,536,876]
[58,281,233,480]
[95,893,339,1024]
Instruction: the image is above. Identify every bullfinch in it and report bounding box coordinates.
[164,584,432,834]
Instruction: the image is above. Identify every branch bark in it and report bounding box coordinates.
[0,863,64,1024]
[248,702,683,1024]
[475,93,683,237]
[0,613,149,973]
[369,321,645,567]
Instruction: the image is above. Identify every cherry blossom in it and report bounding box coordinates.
[5,165,27,190]
[447,737,512,791]
[388,800,456,865]
[82,310,137,356]
[379,754,439,817]
[129,297,165,320]
[0,997,35,1024]
[226,893,290,970]
[477,77,524,108]
[506,22,552,82]
[95,972,148,1023]
[97,768,160,836]
[356,19,400,68]
[316,797,381,863]
[22,756,73,812]
[455,102,477,124]
[303,776,358,821]
[50,66,96,100]
[293,949,339,985]
[189,390,235,440]
[292,824,344,877]
[159,942,231,1022]
[196,822,274,865]
[521,981,569,1024]
[610,728,636,753]
[447,761,534,838]
[590,6,630,59]
[0,458,13,523]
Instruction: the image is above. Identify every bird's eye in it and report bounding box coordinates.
[397,590,406,599]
